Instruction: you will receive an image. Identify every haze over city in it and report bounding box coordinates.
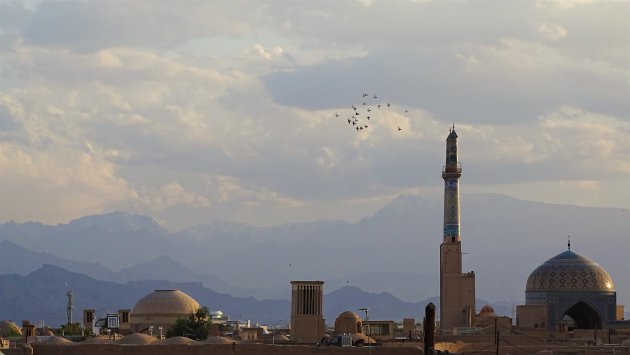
[0,0,628,231]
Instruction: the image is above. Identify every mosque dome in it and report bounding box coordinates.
[526,250,614,292]
[131,289,200,316]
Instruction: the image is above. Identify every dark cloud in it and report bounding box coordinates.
[264,47,630,124]
[11,1,253,52]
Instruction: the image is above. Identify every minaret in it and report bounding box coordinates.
[439,126,476,331]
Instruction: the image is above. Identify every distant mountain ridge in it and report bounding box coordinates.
[0,264,508,326]
[0,240,251,296]
[0,193,627,308]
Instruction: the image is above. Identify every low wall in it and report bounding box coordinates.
[31,343,424,355]
[2,346,33,355]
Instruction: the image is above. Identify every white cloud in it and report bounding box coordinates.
[206,175,302,208]
[539,22,569,41]
[251,44,285,60]
[137,182,211,211]
[0,140,134,224]
[536,0,598,9]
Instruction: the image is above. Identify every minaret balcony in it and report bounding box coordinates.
[442,163,462,178]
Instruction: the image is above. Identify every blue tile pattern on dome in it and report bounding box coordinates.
[525,250,614,292]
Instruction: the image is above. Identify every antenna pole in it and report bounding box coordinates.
[66,288,73,325]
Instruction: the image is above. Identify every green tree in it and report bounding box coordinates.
[167,306,211,340]
[1,326,21,337]
[60,322,83,336]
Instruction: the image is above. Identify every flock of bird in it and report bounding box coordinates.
[335,93,404,133]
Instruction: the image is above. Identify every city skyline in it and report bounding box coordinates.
[1,0,628,230]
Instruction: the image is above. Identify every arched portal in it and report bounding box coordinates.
[562,301,602,330]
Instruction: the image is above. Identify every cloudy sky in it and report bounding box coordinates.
[0,0,628,230]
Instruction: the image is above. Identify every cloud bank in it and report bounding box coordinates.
[0,0,628,229]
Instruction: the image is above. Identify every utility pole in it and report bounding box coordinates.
[495,330,500,355]
[66,286,73,325]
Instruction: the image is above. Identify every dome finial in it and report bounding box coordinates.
[567,235,571,250]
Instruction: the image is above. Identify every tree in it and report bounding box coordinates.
[1,325,21,337]
[60,322,83,336]
[167,306,211,340]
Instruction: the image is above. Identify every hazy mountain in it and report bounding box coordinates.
[0,264,288,326]
[324,286,512,322]
[1,194,628,308]
[116,255,255,296]
[0,265,511,326]
[0,240,116,280]
[0,241,250,296]
[0,212,175,269]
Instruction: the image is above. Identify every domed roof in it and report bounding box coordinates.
[42,336,74,345]
[157,336,199,345]
[0,320,22,335]
[478,305,497,318]
[337,311,362,322]
[132,289,200,315]
[526,250,614,292]
[118,333,157,345]
[334,311,363,334]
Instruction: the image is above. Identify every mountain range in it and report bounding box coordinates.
[0,264,508,326]
[0,193,628,314]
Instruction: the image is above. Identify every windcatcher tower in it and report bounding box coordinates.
[290,281,324,343]
[440,126,475,331]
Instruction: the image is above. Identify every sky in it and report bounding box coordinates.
[0,0,628,231]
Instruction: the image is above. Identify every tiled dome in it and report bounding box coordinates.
[526,250,614,292]
[131,289,200,316]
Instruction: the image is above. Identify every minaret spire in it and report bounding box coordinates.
[442,125,461,242]
[568,236,571,250]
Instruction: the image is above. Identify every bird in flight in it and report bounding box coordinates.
[337,92,411,134]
